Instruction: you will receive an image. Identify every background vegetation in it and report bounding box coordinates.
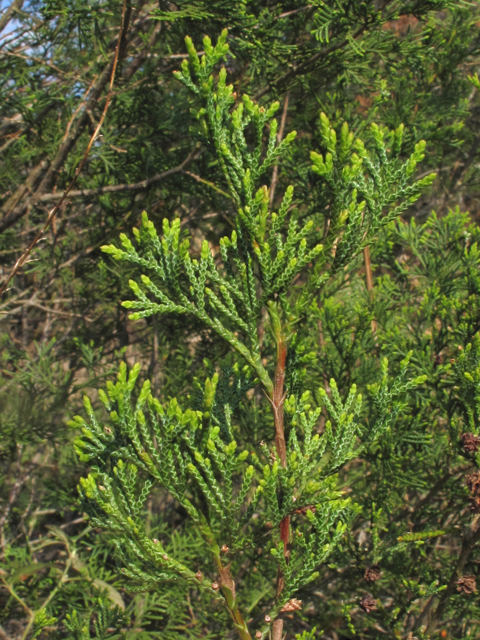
[1,1,480,638]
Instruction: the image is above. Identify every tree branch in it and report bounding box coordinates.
[0,0,24,36]
[37,147,201,201]
[269,91,289,206]
[0,1,138,236]
[363,245,376,333]
[0,0,130,295]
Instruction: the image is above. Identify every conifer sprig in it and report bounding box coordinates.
[78,29,438,640]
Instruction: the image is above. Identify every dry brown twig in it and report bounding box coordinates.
[38,147,202,201]
[363,245,377,333]
[0,0,129,296]
[269,91,290,206]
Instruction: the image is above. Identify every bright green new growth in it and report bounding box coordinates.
[75,31,434,640]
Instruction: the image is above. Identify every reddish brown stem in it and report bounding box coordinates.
[270,92,290,206]
[363,245,377,333]
[267,332,289,640]
[272,337,288,467]
[215,557,252,640]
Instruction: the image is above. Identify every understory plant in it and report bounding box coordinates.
[71,31,480,640]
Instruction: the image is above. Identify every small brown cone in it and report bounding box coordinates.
[364,565,381,583]
[467,471,480,495]
[280,598,302,612]
[470,496,480,513]
[456,574,476,594]
[359,595,377,613]
[460,433,480,453]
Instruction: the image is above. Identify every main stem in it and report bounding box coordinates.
[215,556,253,640]
[363,245,376,333]
[268,308,289,640]
[228,600,253,640]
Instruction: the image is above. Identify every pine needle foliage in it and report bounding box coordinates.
[72,32,437,640]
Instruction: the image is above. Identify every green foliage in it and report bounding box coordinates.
[64,598,124,640]
[310,115,435,270]
[100,33,434,402]
[2,2,480,639]
[70,30,460,640]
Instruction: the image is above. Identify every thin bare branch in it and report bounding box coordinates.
[0,0,130,295]
[363,245,376,333]
[0,0,24,36]
[269,91,289,206]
